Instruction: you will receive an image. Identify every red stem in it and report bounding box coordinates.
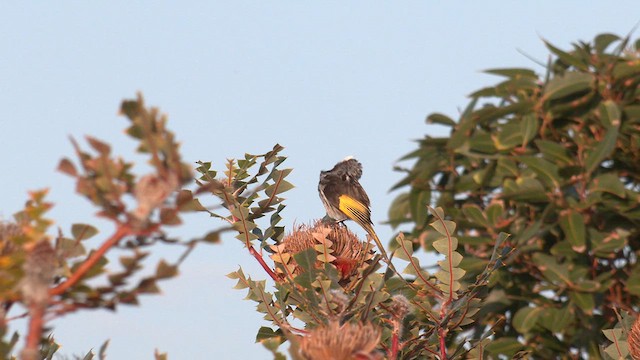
[248,246,280,282]
[49,224,131,296]
[390,331,399,360]
[23,303,45,360]
[438,327,447,360]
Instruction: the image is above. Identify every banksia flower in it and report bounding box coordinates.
[272,221,371,282]
[629,314,640,359]
[299,320,381,360]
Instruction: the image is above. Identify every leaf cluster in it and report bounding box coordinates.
[390,33,640,358]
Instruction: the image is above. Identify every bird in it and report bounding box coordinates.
[318,157,392,265]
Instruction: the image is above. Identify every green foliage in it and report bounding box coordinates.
[390,33,640,358]
[0,94,221,359]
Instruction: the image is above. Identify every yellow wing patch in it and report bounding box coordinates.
[338,194,371,226]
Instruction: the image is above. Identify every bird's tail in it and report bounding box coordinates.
[337,194,393,266]
[361,222,390,263]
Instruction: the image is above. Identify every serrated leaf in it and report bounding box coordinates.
[71,223,99,241]
[433,237,458,255]
[437,251,463,268]
[156,260,178,279]
[159,208,181,225]
[176,190,207,212]
[603,328,624,342]
[430,219,456,236]
[58,158,78,177]
[256,326,282,342]
[201,230,221,244]
[86,136,111,155]
[393,234,414,261]
[435,268,465,284]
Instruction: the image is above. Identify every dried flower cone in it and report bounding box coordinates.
[274,221,371,281]
[629,314,640,359]
[300,320,381,360]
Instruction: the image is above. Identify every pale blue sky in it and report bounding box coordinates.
[1,2,638,359]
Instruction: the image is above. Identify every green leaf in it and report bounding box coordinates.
[559,210,586,252]
[513,306,543,333]
[520,113,539,147]
[293,249,318,288]
[462,204,489,228]
[539,307,574,333]
[532,253,571,285]
[543,72,593,102]
[426,113,456,126]
[71,223,99,241]
[486,203,504,228]
[430,219,456,236]
[594,33,620,53]
[584,126,618,174]
[569,291,595,314]
[409,189,431,229]
[485,337,523,357]
[433,236,458,254]
[588,173,626,198]
[256,326,282,342]
[176,190,207,211]
[393,235,415,261]
[598,100,621,129]
[535,140,573,165]
[520,156,560,188]
[627,269,640,296]
[502,177,548,202]
[485,67,538,79]
[388,192,411,227]
[544,40,589,71]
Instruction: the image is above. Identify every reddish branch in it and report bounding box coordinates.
[23,303,45,360]
[390,331,400,360]
[248,246,280,282]
[49,224,131,296]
